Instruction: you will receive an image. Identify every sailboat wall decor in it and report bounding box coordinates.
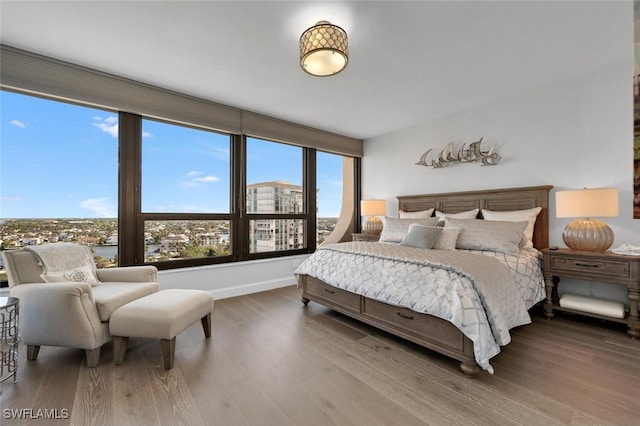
[415,137,501,168]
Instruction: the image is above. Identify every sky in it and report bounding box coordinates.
[0,91,343,218]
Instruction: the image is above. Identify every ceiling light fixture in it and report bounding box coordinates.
[299,20,348,77]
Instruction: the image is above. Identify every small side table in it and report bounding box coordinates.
[352,233,380,242]
[542,248,640,338]
[0,296,19,386]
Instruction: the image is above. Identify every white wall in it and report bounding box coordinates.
[364,62,635,245]
[362,7,635,303]
[0,254,309,300]
[158,254,308,300]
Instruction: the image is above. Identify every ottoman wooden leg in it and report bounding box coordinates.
[27,345,40,361]
[113,336,129,365]
[201,312,212,338]
[161,337,176,370]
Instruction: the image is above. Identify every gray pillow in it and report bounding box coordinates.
[380,217,440,243]
[432,226,461,250]
[444,218,528,255]
[400,224,443,249]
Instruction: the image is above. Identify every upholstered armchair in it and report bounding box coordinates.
[2,246,159,367]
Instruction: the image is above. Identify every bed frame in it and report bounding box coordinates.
[300,185,553,375]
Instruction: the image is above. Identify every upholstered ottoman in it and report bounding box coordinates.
[109,289,214,369]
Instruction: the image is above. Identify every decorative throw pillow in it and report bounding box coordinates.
[432,226,461,250]
[25,243,101,286]
[481,207,542,248]
[43,264,101,286]
[435,208,479,224]
[444,218,528,255]
[379,217,439,243]
[400,224,443,249]
[399,208,434,219]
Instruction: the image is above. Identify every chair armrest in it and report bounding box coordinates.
[9,282,107,349]
[96,265,158,283]
[10,281,94,302]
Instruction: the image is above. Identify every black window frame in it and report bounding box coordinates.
[118,114,317,270]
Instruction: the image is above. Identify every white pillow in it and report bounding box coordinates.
[435,208,479,222]
[399,208,434,219]
[481,207,541,248]
[445,218,528,255]
[432,226,461,250]
[42,264,101,286]
[379,217,439,243]
[400,224,443,249]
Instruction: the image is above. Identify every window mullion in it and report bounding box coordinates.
[234,135,248,261]
[305,148,317,253]
[118,112,142,266]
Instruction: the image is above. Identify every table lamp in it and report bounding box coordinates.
[555,188,619,252]
[361,200,386,235]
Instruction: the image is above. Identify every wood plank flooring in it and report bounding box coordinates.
[1,285,638,425]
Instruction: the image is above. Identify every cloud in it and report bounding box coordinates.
[192,176,220,183]
[93,115,118,138]
[142,131,153,138]
[197,143,229,161]
[182,171,220,185]
[80,198,116,217]
[9,120,26,128]
[0,196,22,202]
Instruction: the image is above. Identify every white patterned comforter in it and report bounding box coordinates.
[294,242,545,373]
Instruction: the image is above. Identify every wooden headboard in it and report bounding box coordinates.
[397,185,553,250]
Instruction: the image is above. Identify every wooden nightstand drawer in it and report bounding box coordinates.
[550,256,630,279]
[362,299,464,350]
[304,277,361,314]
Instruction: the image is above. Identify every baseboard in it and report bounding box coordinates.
[211,278,297,300]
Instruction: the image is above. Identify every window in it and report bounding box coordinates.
[0,91,119,268]
[246,137,306,254]
[141,119,230,213]
[143,219,231,263]
[137,119,233,265]
[316,151,344,245]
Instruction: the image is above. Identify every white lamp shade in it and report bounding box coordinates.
[361,200,386,216]
[555,188,619,218]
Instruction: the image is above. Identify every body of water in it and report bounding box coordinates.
[93,244,161,261]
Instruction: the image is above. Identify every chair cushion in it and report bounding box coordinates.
[92,282,160,322]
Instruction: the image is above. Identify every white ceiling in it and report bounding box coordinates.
[0,1,626,140]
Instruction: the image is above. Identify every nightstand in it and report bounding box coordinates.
[542,248,640,338]
[351,233,380,242]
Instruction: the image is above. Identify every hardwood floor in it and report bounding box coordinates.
[2,285,639,425]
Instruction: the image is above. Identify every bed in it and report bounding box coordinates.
[296,185,553,375]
